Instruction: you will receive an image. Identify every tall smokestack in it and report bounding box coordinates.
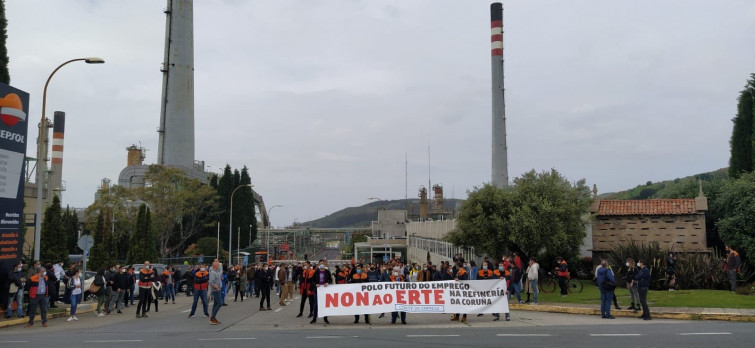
[49,111,65,200]
[491,2,508,187]
[157,0,194,169]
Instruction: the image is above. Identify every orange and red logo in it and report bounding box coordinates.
[0,93,26,127]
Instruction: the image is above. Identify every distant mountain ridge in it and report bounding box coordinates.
[303,199,462,228]
[601,168,728,200]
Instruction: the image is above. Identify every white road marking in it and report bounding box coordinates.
[306,336,359,339]
[294,296,300,300]
[407,335,461,338]
[181,309,191,313]
[590,334,643,337]
[275,308,282,312]
[84,340,143,343]
[0,342,29,343]
[678,332,732,336]
[496,334,552,337]
[197,338,256,341]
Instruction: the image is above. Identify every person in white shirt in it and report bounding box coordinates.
[274,265,281,297]
[67,269,83,322]
[526,257,540,304]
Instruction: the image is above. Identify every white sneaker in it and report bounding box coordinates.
[67,317,74,322]
[97,313,105,317]
[73,316,79,321]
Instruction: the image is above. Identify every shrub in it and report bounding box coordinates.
[734,285,753,296]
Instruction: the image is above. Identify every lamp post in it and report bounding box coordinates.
[229,184,252,264]
[266,205,282,260]
[34,57,104,261]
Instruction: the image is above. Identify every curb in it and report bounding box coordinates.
[0,303,96,329]
[508,304,755,322]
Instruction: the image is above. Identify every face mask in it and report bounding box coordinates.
[121,269,126,273]
[637,263,641,267]
[111,268,115,272]
[356,269,362,274]
[482,265,488,270]
[393,272,399,276]
[146,266,150,270]
[370,268,375,271]
[626,263,630,267]
[200,268,206,272]
[319,265,324,269]
[423,268,427,271]
[499,266,504,271]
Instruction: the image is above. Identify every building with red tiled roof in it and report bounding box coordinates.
[588,184,708,255]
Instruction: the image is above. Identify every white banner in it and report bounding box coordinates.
[316,279,509,317]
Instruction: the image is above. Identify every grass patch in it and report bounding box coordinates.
[534,283,755,309]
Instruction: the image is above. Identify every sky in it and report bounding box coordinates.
[4,0,755,227]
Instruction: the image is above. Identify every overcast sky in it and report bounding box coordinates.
[5,0,755,227]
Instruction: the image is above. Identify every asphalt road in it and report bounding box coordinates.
[311,247,342,262]
[1,287,751,348]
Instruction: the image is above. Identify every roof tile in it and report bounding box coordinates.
[597,199,697,216]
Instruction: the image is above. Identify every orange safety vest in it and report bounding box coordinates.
[557,260,570,278]
[478,269,494,279]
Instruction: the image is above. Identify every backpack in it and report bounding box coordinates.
[67,277,75,290]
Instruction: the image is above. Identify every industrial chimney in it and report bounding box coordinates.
[157,0,195,169]
[491,2,509,188]
[49,111,65,201]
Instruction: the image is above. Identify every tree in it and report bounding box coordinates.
[447,169,591,262]
[63,207,80,254]
[89,210,115,270]
[40,195,67,263]
[195,237,222,257]
[714,171,755,267]
[729,74,755,178]
[0,0,10,84]
[84,184,135,260]
[127,204,157,264]
[139,165,218,258]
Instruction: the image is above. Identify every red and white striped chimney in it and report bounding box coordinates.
[491,2,508,188]
[49,111,65,199]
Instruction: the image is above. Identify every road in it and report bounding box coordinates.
[0,288,750,347]
[311,247,341,262]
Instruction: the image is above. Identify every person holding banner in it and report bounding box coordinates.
[389,267,407,324]
[350,264,370,324]
[452,262,468,323]
[493,261,511,321]
[297,262,316,319]
[310,261,332,324]
[477,261,495,318]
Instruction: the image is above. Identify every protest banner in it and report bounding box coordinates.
[316,279,509,317]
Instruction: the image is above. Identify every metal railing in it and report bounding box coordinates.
[408,236,475,263]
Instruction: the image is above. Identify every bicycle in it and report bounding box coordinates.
[538,270,583,294]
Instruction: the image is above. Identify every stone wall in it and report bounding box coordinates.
[592,214,707,252]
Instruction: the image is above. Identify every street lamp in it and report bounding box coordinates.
[34,57,104,261]
[229,184,252,264]
[266,205,282,260]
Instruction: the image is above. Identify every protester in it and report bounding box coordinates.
[45,263,58,309]
[147,268,161,313]
[67,269,83,322]
[526,257,539,305]
[162,266,175,304]
[94,267,107,317]
[257,264,273,311]
[25,265,50,327]
[112,266,127,314]
[209,260,223,324]
[136,261,155,318]
[349,264,370,324]
[172,265,182,298]
[297,262,316,318]
[666,252,677,291]
[310,260,331,324]
[492,261,510,321]
[635,259,651,320]
[127,266,136,306]
[103,265,116,313]
[52,260,65,308]
[278,264,293,305]
[510,261,523,304]
[625,257,639,312]
[6,261,25,318]
[188,264,209,318]
[452,262,467,323]
[184,266,195,297]
[597,259,616,319]
[235,266,246,302]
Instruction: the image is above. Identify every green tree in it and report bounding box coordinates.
[40,195,67,263]
[195,237,223,257]
[84,184,134,260]
[729,74,755,178]
[63,206,80,254]
[237,166,257,247]
[89,210,115,269]
[0,0,10,84]
[714,171,755,266]
[127,204,157,264]
[448,169,591,261]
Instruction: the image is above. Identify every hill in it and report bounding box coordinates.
[302,199,462,228]
[602,168,728,200]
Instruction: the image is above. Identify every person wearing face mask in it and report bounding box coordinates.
[597,259,616,319]
[492,261,510,321]
[634,260,651,320]
[257,264,273,311]
[390,267,408,324]
[136,261,155,318]
[310,261,332,324]
[297,262,316,318]
[349,264,370,324]
[25,265,50,327]
[6,261,25,319]
[111,266,128,314]
[188,264,209,318]
[452,262,468,322]
[624,257,639,312]
[468,260,479,281]
[67,268,83,322]
[526,258,540,305]
[366,264,381,283]
[278,264,293,306]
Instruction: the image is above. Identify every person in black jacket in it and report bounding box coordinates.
[112,266,128,314]
[184,266,195,296]
[310,261,332,324]
[625,257,639,312]
[6,261,26,318]
[45,263,58,308]
[635,259,651,320]
[257,265,273,311]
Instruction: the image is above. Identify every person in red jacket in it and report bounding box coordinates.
[556,257,569,297]
[25,266,50,327]
[189,264,210,318]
